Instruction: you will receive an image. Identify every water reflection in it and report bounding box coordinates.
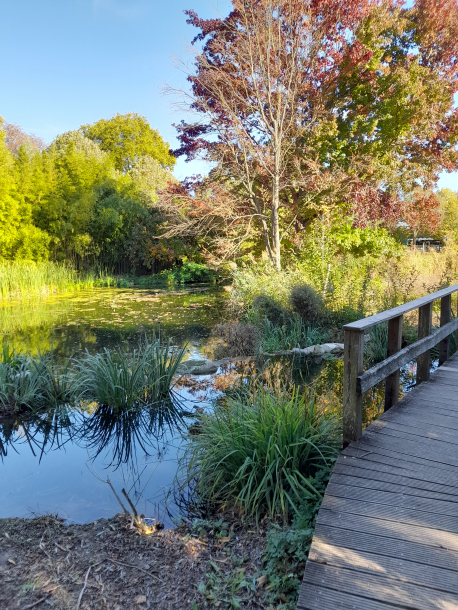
[78,395,191,468]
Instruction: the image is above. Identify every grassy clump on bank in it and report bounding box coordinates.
[182,383,340,523]
[76,338,186,409]
[183,380,340,609]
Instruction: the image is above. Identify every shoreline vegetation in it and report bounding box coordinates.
[0,260,219,301]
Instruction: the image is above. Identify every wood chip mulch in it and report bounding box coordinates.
[0,514,268,610]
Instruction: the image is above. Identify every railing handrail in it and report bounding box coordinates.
[343,284,458,331]
[343,284,458,447]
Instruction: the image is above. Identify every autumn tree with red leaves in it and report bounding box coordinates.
[167,0,458,269]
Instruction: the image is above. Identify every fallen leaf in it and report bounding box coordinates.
[256,575,267,588]
[134,595,147,605]
[7,559,15,565]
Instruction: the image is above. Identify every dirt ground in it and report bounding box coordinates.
[0,514,268,610]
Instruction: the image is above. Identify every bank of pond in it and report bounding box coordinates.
[0,286,425,609]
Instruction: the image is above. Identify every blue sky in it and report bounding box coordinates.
[0,0,456,189]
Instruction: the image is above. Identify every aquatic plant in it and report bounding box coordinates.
[0,261,117,299]
[30,351,76,408]
[75,336,186,409]
[260,316,330,353]
[0,356,42,412]
[181,385,340,523]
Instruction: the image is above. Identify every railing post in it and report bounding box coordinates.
[417,302,432,384]
[343,328,364,447]
[439,294,451,365]
[384,315,403,411]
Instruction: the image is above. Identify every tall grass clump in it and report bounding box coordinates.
[0,261,80,299]
[0,261,119,299]
[75,336,186,409]
[30,351,76,408]
[0,346,76,413]
[261,316,330,353]
[0,354,42,412]
[182,385,340,523]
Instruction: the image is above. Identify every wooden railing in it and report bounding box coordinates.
[342,284,458,447]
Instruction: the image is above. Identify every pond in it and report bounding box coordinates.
[0,287,399,527]
[0,287,229,526]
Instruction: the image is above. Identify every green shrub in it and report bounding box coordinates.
[181,386,340,523]
[260,467,332,609]
[290,285,323,324]
[132,261,218,288]
[252,295,289,326]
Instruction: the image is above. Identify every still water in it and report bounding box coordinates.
[0,287,391,526]
[0,287,227,526]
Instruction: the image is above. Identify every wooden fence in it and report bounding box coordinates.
[342,284,458,447]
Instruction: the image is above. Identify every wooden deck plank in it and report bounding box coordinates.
[329,472,458,502]
[333,462,458,496]
[300,562,458,610]
[299,359,458,609]
[341,446,458,480]
[321,494,458,531]
[297,583,399,610]
[317,507,458,550]
[344,440,458,473]
[308,539,458,594]
[312,523,458,572]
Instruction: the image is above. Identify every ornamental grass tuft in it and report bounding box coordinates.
[181,385,340,524]
[75,335,186,409]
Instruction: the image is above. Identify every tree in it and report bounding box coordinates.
[157,173,258,265]
[0,118,20,257]
[172,0,458,270]
[81,113,176,173]
[2,121,46,155]
[129,156,176,207]
[401,192,441,248]
[33,131,115,262]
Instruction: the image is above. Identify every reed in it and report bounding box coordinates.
[0,261,117,300]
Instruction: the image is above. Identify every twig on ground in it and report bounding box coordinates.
[108,558,160,581]
[23,595,51,609]
[75,561,103,610]
[54,542,68,552]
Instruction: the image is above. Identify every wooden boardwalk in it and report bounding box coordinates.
[298,353,458,610]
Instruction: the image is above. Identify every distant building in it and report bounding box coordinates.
[406,237,442,252]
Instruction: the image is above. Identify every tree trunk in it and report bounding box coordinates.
[271,172,281,271]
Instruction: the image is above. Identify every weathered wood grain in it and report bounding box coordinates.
[343,284,458,331]
[302,562,458,610]
[357,317,458,393]
[313,523,458,572]
[298,359,458,609]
